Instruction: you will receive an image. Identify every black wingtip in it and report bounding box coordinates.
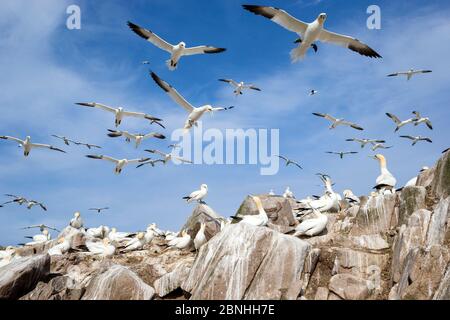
[150,72,170,93]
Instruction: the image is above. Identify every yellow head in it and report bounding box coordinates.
[317,13,327,24]
[57,237,65,244]
[137,232,145,240]
[74,212,81,218]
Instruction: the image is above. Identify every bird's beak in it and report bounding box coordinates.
[294,38,302,44]
[369,155,378,160]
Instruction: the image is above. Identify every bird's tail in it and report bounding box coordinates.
[230,215,242,222]
[166,59,177,71]
[290,45,308,63]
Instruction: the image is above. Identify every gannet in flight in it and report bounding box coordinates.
[0,136,66,157]
[312,113,364,130]
[371,143,393,151]
[242,5,381,61]
[48,237,71,256]
[231,196,269,227]
[150,72,233,132]
[183,184,208,204]
[107,129,166,148]
[122,232,147,253]
[343,190,360,205]
[127,21,226,71]
[293,206,328,237]
[326,151,358,159]
[385,113,415,132]
[400,135,433,146]
[2,196,47,211]
[387,69,432,81]
[346,138,385,149]
[89,207,109,214]
[70,212,84,229]
[76,102,164,128]
[86,238,116,257]
[24,229,51,244]
[218,79,261,96]
[370,154,397,193]
[412,111,433,130]
[86,155,150,174]
[21,224,59,233]
[283,187,295,199]
[194,223,207,251]
[309,89,319,96]
[277,156,303,169]
[404,166,430,188]
[52,136,102,149]
[141,149,192,165]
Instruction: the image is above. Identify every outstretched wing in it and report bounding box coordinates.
[127,21,173,53]
[386,113,401,124]
[219,79,239,87]
[318,29,381,58]
[150,72,194,113]
[183,46,226,56]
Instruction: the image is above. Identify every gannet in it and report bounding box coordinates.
[127,21,226,71]
[371,143,393,151]
[385,113,415,132]
[218,79,261,96]
[48,237,71,256]
[25,229,51,244]
[26,200,47,211]
[283,187,295,199]
[346,138,385,149]
[141,149,192,165]
[194,223,207,251]
[370,154,397,193]
[231,195,269,227]
[326,151,358,159]
[107,129,166,148]
[309,89,319,96]
[0,136,66,157]
[89,207,109,214]
[242,5,381,61]
[86,155,150,174]
[343,190,360,205]
[108,228,133,243]
[122,232,147,252]
[2,196,47,211]
[318,174,341,210]
[86,226,110,239]
[150,72,234,132]
[3,194,28,206]
[51,135,78,146]
[387,69,432,81]
[293,207,328,237]
[183,184,208,204]
[269,189,275,196]
[86,238,116,257]
[312,113,364,130]
[168,230,192,250]
[0,247,18,268]
[76,102,164,128]
[21,224,59,233]
[73,142,102,150]
[277,155,303,169]
[70,212,84,229]
[412,111,433,130]
[144,224,161,244]
[400,135,433,146]
[404,166,430,188]
[164,231,179,242]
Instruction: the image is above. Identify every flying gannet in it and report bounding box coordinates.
[2,196,47,211]
[277,155,303,169]
[76,102,164,128]
[70,212,84,229]
[404,166,430,188]
[51,135,102,149]
[370,154,397,193]
[371,143,393,151]
[312,113,364,130]
[346,138,385,149]
[183,184,208,204]
[218,79,261,96]
[283,187,295,199]
[242,5,381,61]
[141,149,192,165]
[385,113,415,132]
[412,111,433,130]
[86,238,116,257]
[21,224,59,233]
[0,136,66,157]
[127,21,226,71]
[107,129,166,149]
[230,196,269,227]
[89,207,110,214]
[86,155,150,174]
[400,135,433,146]
[293,206,328,237]
[326,151,358,159]
[309,89,319,96]
[194,223,207,251]
[387,69,432,81]
[150,72,234,132]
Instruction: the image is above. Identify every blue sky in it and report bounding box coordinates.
[1,0,449,245]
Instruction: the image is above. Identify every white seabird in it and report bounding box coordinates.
[24,229,51,245]
[277,156,303,169]
[86,155,150,174]
[89,207,110,214]
[86,238,116,257]
[283,187,295,199]
[218,79,261,96]
[142,149,192,165]
[404,166,430,188]
[150,72,234,132]
[183,184,208,204]
[371,143,393,151]
[48,237,71,256]
[21,224,59,233]
[412,111,433,130]
[70,212,84,229]
[312,113,364,130]
[293,206,328,237]
[127,21,226,71]
[107,129,166,148]
[230,195,269,227]
[326,151,358,159]
[193,223,207,251]
[387,69,432,81]
[122,232,147,253]
[399,135,433,146]
[76,102,164,128]
[309,89,319,96]
[0,136,66,157]
[370,154,397,193]
[108,228,134,243]
[145,224,162,244]
[346,138,385,149]
[385,113,415,132]
[242,5,381,61]
[168,230,192,250]
[343,189,360,205]
[86,226,110,239]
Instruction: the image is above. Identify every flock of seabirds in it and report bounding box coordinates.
[0,5,443,267]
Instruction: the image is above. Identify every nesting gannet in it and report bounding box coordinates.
[86,226,110,239]
[76,102,164,128]
[150,72,234,132]
[326,151,358,159]
[343,190,360,205]
[144,224,162,243]
[219,79,261,96]
[242,5,381,61]
[86,238,116,257]
[86,155,150,174]
[108,228,134,243]
[277,156,303,169]
[312,113,364,130]
[89,207,109,214]
[371,143,393,151]
[183,184,208,204]
[387,69,432,81]
[412,111,433,130]
[309,89,319,96]
[142,149,192,165]
[293,206,328,237]
[385,113,415,132]
[194,223,207,251]
[122,232,147,253]
[297,174,340,214]
[318,174,341,210]
[107,129,166,148]
[231,196,269,227]
[400,135,433,146]
[21,224,59,233]
[70,212,84,229]
[0,136,66,157]
[164,231,179,242]
[48,237,71,256]
[346,138,385,149]
[404,166,430,188]
[25,229,51,244]
[168,230,192,250]
[370,154,397,193]
[283,187,295,199]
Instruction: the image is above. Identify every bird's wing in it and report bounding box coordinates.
[87,155,119,163]
[182,46,226,56]
[127,158,151,164]
[145,149,166,157]
[172,156,193,164]
[246,85,261,91]
[400,135,415,140]
[127,22,173,52]
[421,137,433,143]
[121,111,147,119]
[219,79,239,87]
[31,143,66,153]
[76,102,116,114]
[425,120,433,130]
[318,29,381,58]
[346,122,364,131]
[0,136,25,145]
[277,155,288,162]
[412,111,421,119]
[143,132,165,140]
[150,72,194,112]
[418,70,432,74]
[312,112,336,122]
[387,72,406,77]
[386,113,401,124]
[242,5,308,35]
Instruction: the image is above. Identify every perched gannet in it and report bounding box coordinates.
[231,196,269,227]
[283,187,295,199]
[412,111,433,130]
[108,228,134,243]
[293,207,328,237]
[194,223,207,251]
[107,129,166,148]
[145,224,162,243]
[269,189,275,196]
[127,22,226,71]
[404,166,430,188]
[142,149,192,165]
[76,102,164,128]
[346,138,385,149]
[86,238,116,257]
[218,79,261,96]
[21,224,59,233]
[164,231,179,242]
[343,190,360,205]
[0,247,18,268]
[86,155,150,174]
[312,113,364,130]
[309,89,319,96]
[326,151,358,159]
[371,143,393,151]
[387,69,432,81]
[370,154,397,193]
[70,212,84,229]
[277,155,303,169]
[385,113,415,132]
[167,230,192,250]
[48,237,71,256]
[242,5,381,61]
[25,229,51,244]
[122,232,147,252]
[183,184,208,204]
[400,135,433,146]
[319,174,342,210]
[89,207,109,214]
[86,226,110,239]
[150,72,234,132]
[0,136,66,157]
